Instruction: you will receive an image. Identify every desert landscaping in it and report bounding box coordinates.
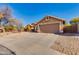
[0,4,79,55]
[0,32,78,55]
[51,33,79,55]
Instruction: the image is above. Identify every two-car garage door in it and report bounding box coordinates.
[39,23,60,33]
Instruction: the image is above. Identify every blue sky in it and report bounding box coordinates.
[0,3,79,25]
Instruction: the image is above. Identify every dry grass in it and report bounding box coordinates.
[51,36,79,55]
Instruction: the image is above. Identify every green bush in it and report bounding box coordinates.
[4,25,18,32]
[70,17,79,24]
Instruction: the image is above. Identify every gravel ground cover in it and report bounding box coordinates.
[51,34,79,55]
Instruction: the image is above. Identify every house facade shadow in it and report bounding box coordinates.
[54,33,79,36]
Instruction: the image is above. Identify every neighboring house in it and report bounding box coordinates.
[34,16,65,33]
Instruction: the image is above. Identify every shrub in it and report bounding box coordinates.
[70,17,79,24]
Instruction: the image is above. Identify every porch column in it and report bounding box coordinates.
[35,24,40,33]
[77,23,79,33]
[37,25,41,32]
[59,22,63,33]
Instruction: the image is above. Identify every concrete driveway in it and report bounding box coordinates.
[0,32,64,55]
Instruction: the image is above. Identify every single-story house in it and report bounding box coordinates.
[34,16,65,33]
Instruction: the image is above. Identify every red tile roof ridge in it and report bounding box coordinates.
[35,15,65,25]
